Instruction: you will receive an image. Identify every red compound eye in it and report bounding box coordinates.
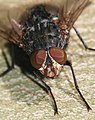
[49,47,67,65]
[30,49,46,69]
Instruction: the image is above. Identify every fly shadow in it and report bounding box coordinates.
[0,42,47,105]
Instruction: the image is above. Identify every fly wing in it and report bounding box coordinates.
[0,4,26,42]
[0,0,89,42]
[58,0,89,30]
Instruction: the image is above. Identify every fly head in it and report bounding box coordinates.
[30,47,67,78]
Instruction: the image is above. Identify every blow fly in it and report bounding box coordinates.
[0,0,95,115]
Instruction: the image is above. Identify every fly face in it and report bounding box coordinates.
[30,47,67,78]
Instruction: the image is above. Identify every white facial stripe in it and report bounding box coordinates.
[48,50,62,66]
[48,50,63,75]
[39,49,63,76]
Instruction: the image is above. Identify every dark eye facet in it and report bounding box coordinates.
[49,47,67,65]
[30,49,46,69]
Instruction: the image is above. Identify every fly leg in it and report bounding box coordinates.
[24,73,58,115]
[37,79,58,115]
[0,44,15,77]
[64,60,92,111]
[73,26,95,51]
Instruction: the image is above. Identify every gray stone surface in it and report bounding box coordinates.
[0,0,95,120]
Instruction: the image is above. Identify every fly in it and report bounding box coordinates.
[0,0,95,115]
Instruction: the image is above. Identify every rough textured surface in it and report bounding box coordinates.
[0,0,95,120]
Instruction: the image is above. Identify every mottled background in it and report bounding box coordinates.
[0,0,95,120]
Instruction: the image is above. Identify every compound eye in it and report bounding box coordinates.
[49,47,67,65]
[30,49,46,69]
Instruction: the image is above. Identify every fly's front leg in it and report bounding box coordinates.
[0,44,15,77]
[24,73,58,115]
[64,60,92,111]
[73,26,95,51]
[39,80,58,115]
